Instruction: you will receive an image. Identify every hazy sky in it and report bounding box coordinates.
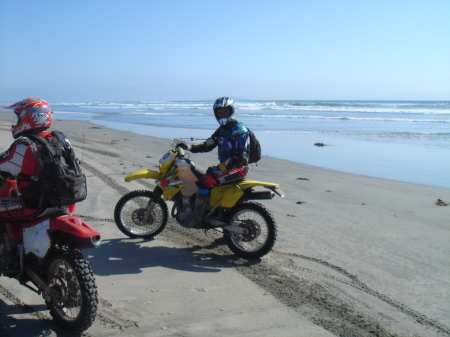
[1,0,449,102]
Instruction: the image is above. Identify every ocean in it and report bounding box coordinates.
[30,100,450,188]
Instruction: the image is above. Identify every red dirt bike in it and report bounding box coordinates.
[0,179,101,334]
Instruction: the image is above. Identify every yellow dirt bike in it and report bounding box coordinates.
[114,139,284,258]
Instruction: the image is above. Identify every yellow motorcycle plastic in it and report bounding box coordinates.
[124,169,161,182]
[125,167,284,208]
[115,139,284,259]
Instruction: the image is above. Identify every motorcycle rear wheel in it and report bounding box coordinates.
[114,190,168,239]
[45,246,98,334]
[224,202,277,259]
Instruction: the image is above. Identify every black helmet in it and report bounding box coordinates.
[213,97,235,125]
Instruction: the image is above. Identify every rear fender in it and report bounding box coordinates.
[49,215,100,238]
[125,169,161,182]
[210,180,284,208]
[49,215,102,249]
[3,215,102,252]
[237,180,285,197]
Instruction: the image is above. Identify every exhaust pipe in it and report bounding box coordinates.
[90,235,102,249]
[245,190,275,200]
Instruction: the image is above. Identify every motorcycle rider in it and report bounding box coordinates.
[177,97,250,227]
[0,97,70,273]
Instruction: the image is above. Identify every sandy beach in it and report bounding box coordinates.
[0,111,449,336]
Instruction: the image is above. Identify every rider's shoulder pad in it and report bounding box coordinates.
[231,122,248,136]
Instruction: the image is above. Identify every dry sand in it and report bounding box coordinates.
[0,112,449,336]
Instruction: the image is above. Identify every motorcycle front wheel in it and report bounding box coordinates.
[224,202,277,259]
[114,190,168,239]
[45,246,98,334]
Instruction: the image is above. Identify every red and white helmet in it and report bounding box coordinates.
[4,97,53,138]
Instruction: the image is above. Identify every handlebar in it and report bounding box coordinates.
[171,138,187,155]
[171,138,183,148]
[169,139,194,163]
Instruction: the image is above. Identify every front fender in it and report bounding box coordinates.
[125,169,161,182]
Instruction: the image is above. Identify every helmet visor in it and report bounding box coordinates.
[18,107,53,115]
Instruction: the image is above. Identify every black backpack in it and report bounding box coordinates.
[247,129,262,164]
[23,131,87,207]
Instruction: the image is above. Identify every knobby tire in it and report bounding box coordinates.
[44,246,98,334]
[114,190,168,239]
[224,202,277,259]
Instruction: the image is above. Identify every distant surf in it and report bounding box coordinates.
[10,99,447,188]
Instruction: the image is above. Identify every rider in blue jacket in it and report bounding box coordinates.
[177,97,250,227]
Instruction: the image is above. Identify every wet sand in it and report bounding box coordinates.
[0,112,449,336]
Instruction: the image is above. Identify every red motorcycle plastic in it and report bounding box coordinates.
[0,179,101,334]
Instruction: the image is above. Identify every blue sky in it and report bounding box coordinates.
[0,0,449,102]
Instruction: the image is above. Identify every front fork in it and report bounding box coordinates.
[141,187,163,225]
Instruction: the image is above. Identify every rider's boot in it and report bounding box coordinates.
[181,192,210,228]
[193,193,210,221]
[0,227,18,275]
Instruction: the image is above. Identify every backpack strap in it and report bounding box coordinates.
[26,133,49,145]
[28,132,66,154]
[13,137,33,146]
[22,134,49,180]
[51,131,69,148]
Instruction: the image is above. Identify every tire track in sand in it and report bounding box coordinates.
[81,164,450,337]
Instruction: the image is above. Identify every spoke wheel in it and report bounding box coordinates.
[45,246,97,334]
[114,190,168,238]
[224,202,277,259]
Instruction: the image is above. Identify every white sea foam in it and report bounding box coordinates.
[51,100,450,115]
[44,99,450,188]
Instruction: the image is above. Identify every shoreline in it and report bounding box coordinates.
[1,108,449,190]
[1,112,449,335]
[91,119,450,189]
[4,107,448,188]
